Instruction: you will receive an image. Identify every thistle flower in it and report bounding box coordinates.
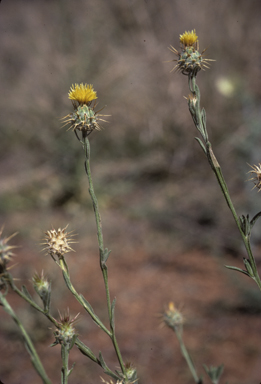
[169,29,214,76]
[0,226,17,272]
[248,163,261,191]
[51,309,79,347]
[179,29,199,47]
[162,302,184,331]
[68,83,97,106]
[42,225,75,260]
[62,83,108,137]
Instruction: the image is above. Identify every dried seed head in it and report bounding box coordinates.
[248,163,261,191]
[0,226,17,273]
[162,302,184,330]
[42,225,75,260]
[101,379,124,384]
[169,29,214,76]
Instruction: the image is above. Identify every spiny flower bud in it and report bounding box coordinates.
[32,271,51,311]
[125,362,138,382]
[42,225,75,260]
[51,310,79,347]
[169,29,214,76]
[163,302,184,331]
[62,83,108,137]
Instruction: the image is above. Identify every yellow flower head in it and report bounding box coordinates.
[169,29,214,76]
[68,83,97,105]
[179,29,198,47]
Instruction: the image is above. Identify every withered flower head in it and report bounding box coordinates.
[0,226,17,272]
[42,225,75,260]
[101,379,124,384]
[248,163,261,192]
[169,29,214,76]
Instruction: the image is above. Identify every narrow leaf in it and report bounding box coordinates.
[110,298,116,331]
[79,294,94,314]
[21,285,33,301]
[102,248,111,264]
[76,339,98,363]
[195,137,207,155]
[68,362,76,376]
[250,211,261,230]
[225,265,249,276]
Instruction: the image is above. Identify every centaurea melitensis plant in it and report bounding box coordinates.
[164,28,261,384]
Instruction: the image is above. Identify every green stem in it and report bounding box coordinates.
[188,75,261,291]
[11,283,60,328]
[61,345,70,384]
[0,291,52,384]
[207,148,261,290]
[82,135,126,377]
[59,258,111,337]
[11,275,117,378]
[175,328,201,384]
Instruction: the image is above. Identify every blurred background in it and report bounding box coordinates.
[1,0,261,383]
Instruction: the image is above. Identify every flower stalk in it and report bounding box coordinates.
[163,303,201,384]
[82,134,127,377]
[170,30,261,291]
[0,290,52,384]
[187,74,261,291]
[63,82,127,380]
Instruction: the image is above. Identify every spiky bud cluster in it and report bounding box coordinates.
[42,225,75,260]
[51,311,79,347]
[66,104,101,135]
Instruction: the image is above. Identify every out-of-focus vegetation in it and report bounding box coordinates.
[1,0,261,253]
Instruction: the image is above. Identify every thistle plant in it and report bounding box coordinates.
[163,28,261,383]
[169,29,261,290]
[1,29,261,384]
[0,84,136,384]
